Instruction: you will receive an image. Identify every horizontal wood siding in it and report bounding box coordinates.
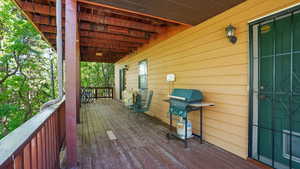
[115,0,300,158]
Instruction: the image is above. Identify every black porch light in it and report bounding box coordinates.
[225,24,237,44]
[124,65,129,71]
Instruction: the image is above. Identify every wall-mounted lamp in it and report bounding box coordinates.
[124,65,129,71]
[225,24,237,44]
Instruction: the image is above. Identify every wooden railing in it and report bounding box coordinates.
[81,87,114,100]
[0,98,66,169]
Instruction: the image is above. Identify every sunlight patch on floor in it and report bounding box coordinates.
[106,130,117,140]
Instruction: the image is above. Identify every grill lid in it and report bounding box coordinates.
[170,88,203,103]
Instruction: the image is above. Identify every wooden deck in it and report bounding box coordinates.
[77,99,260,169]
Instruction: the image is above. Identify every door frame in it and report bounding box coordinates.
[248,3,300,167]
[119,68,126,100]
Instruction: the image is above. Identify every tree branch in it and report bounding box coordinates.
[0,52,20,84]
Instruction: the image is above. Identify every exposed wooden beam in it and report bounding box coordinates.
[48,38,136,52]
[79,12,163,33]
[39,25,57,33]
[78,3,171,26]
[81,23,150,39]
[44,33,60,39]
[44,32,142,48]
[80,41,137,50]
[81,52,126,58]
[80,38,141,48]
[30,14,58,26]
[81,52,124,63]
[20,1,164,33]
[80,56,119,63]
[80,47,131,54]
[49,39,133,53]
[81,46,129,53]
[39,25,148,44]
[80,30,147,43]
[30,14,151,39]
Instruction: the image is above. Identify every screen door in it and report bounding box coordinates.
[250,10,300,169]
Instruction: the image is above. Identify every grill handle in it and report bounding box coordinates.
[168,95,186,101]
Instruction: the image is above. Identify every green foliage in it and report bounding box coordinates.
[0,0,114,139]
[0,0,56,138]
[81,62,114,87]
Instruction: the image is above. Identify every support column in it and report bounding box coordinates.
[76,29,81,124]
[65,0,79,168]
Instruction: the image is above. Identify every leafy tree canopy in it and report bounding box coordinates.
[0,0,56,138]
[81,62,114,87]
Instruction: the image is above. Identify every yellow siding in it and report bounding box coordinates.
[115,0,300,159]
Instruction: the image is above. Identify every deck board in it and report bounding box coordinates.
[77,99,260,169]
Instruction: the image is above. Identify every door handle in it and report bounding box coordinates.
[260,86,264,90]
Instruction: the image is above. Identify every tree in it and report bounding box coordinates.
[80,62,114,87]
[0,0,56,138]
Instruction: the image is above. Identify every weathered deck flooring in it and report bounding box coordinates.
[77,99,260,169]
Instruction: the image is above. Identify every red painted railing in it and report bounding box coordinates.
[0,98,65,169]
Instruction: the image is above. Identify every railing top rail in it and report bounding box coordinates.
[81,87,114,89]
[0,97,65,166]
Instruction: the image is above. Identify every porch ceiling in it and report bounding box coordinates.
[86,0,246,25]
[14,0,245,63]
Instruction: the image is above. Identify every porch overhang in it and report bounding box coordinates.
[86,0,246,26]
[13,0,245,63]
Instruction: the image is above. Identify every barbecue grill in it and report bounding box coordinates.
[166,88,207,148]
[168,88,203,118]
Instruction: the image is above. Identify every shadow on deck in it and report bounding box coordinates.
[77,99,260,169]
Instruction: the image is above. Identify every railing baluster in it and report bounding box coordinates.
[42,127,46,169]
[50,115,55,169]
[31,136,38,169]
[51,115,54,169]
[46,121,50,169]
[49,118,53,169]
[48,118,53,169]
[54,111,59,169]
[37,131,43,169]
[14,152,24,169]
[23,143,31,169]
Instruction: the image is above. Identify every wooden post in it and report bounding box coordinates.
[95,88,98,99]
[65,0,79,168]
[76,28,81,124]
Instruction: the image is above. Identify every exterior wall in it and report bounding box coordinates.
[115,0,300,159]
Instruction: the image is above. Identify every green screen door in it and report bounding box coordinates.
[250,11,300,169]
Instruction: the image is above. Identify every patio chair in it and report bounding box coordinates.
[80,88,95,104]
[132,90,153,114]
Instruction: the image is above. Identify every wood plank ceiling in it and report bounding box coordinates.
[16,0,246,63]
[16,0,181,63]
